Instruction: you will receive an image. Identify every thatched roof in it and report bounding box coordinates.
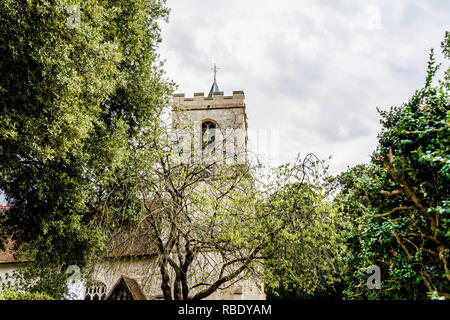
[0,240,17,264]
[0,205,158,264]
[106,275,147,300]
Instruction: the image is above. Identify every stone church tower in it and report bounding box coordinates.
[172,64,248,167]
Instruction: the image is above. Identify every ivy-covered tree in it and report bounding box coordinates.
[0,0,172,277]
[338,32,450,299]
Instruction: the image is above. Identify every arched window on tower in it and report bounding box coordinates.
[84,280,107,300]
[202,121,216,160]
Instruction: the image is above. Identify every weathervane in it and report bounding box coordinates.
[208,59,221,97]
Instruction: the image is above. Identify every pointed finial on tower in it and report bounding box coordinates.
[208,59,220,97]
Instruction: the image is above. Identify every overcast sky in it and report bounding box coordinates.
[0,1,448,206]
[159,0,449,174]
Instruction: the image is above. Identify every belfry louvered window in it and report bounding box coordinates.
[202,121,216,158]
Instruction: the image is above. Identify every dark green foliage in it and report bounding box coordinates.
[0,0,173,291]
[262,155,347,299]
[338,33,450,299]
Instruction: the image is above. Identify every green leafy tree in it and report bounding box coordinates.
[262,154,346,299]
[0,0,172,291]
[105,107,345,300]
[106,116,267,300]
[0,288,54,300]
[0,262,69,299]
[339,32,450,299]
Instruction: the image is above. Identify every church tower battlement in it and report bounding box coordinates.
[172,90,247,133]
[173,91,245,110]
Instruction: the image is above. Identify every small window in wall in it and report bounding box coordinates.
[202,121,216,149]
[234,135,238,163]
[222,138,227,164]
[202,121,216,159]
[84,280,107,300]
[178,136,184,156]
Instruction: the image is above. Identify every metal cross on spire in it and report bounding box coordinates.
[208,61,221,97]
